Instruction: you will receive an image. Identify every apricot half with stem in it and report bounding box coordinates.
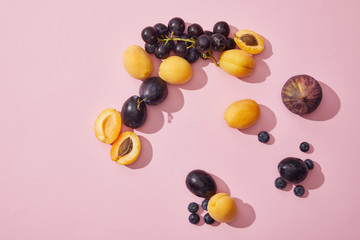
[219,49,255,78]
[207,193,238,223]
[110,131,141,165]
[94,108,121,144]
[234,30,264,55]
[224,99,260,129]
[281,75,322,115]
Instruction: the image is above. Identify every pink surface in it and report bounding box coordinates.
[1,0,360,239]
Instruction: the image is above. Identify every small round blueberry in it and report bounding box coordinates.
[188,213,200,224]
[258,131,270,143]
[275,177,287,189]
[204,213,215,224]
[201,199,209,211]
[187,202,199,213]
[305,159,314,170]
[300,142,310,152]
[294,185,305,197]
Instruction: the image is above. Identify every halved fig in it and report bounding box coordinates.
[234,30,265,55]
[110,131,141,165]
[94,108,121,144]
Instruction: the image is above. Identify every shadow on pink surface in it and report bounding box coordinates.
[301,81,341,121]
[239,104,277,144]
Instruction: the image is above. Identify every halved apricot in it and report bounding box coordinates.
[234,30,264,55]
[94,108,122,144]
[110,131,141,165]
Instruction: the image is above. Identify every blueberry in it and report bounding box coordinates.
[201,199,209,211]
[300,142,310,152]
[187,202,199,213]
[305,159,314,170]
[188,213,200,224]
[294,185,305,197]
[258,131,270,143]
[204,213,215,224]
[275,177,287,189]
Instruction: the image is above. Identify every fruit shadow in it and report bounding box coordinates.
[136,84,185,133]
[301,81,341,121]
[279,161,325,198]
[227,198,256,228]
[126,135,153,169]
[238,104,277,145]
[178,62,209,91]
[210,174,231,196]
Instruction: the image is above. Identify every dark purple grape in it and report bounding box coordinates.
[278,157,308,184]
[195,35,212,53]
[141,26,159,44]
[213,21,230,37]
[168,17,185,36]
[154,23,169,37]
[199,51,211,60]
[185,169,217,198]
[203,30,213,38]
[184,47,200,64]
[177,34,192,47]
[173,42,189,57]
[144,43,158,54]
[225,37,236,50]
[187,23,204,39]
[139,77,168,105]
[164,40,175,51]
[154,43,170,59]
[121,96,147,129]
[211,33,226,51]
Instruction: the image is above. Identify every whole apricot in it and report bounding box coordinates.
[207,193,238,223]
[94,108,122,144]
[224,99,260,129]
[123,45,153,80]
[158,56,193,85]
[219,49,255,77]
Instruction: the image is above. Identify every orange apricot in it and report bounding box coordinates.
[94,108,122,144]
[110,131,141,165]
[234,30,264,55]
[224,99,260,129]
[207,193,238,223]
[219,49,256,78]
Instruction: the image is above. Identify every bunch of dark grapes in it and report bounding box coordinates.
[141,17,236,64]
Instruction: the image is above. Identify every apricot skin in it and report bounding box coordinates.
[224,99,260,129]
[110,131,141,165]
[234,30,265,55]
[123,45,153,80]
[158,56,193,85]
[94,108,121,144]
[207,193,238,223]
[219,49,255,77]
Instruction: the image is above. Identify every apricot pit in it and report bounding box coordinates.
[234,30,264,55]
[94,108,122,144]
[110,131,141,165]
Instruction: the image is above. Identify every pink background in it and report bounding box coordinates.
[1,0,360,239]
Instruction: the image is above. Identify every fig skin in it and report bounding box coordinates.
[281,75,322,115]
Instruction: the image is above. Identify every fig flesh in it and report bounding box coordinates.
[281,75,322,115]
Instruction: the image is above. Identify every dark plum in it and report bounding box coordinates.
[121,96,147,129]
[278,157,308,184]
[195,35,212,53]
[141,26,159,44]
[211,33,226,51]
[139,77,168,105]
[213,21,230,37]
[187,23,204,39]
[168,17,185,36]
[185,169,217,198]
